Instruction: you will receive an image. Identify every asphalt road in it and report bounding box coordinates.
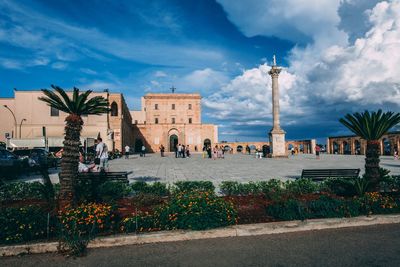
[2,224,400,267]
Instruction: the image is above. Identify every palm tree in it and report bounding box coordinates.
[339,110,400,188]
[39,85,109,207]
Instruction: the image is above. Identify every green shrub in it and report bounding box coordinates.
[121,211,158,233]
[131,181,169,196]
[0,205,53,244]
[220,181,241,196]
[321,178,357,197]
[158,190,237,230]
[363,192,400,214]
[173,181,215,193]
[258,179,285,200]
[0,182,47,201]
[58,202,118,256]
[266,198,307,221]
[285,179,319,196]
[97,181,131,202]
[266,195,364,221]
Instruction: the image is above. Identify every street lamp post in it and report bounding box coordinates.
[3,105,17,138]
[19,118,26,138]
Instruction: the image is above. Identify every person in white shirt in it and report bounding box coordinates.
[141,145,146,157]
[125,145,130,159]
[96,137,109,171]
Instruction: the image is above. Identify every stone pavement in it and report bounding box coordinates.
[110,153,400,184]
[22,153,400,185]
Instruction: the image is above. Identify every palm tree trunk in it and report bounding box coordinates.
[59,114,83,209]
[365,140,381,190]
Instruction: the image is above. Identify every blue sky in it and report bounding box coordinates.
[1,0,400,143]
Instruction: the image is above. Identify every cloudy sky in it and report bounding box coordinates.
[1,0,399,143]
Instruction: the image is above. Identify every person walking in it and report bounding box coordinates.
[178,144,182,158]
[96,137,109,172]
[315,145,321,159]
[207,145,212,158]
[141,145,146,157]
[186,145,190,158]
[125,145,130,159]
[160,145,165,157]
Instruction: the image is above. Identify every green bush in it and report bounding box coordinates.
[121,211,158,233]
[158,190,237,230]
[266,195,363,221]
[173,181,215,193]
[258,179,285,200]
[0,182,47,201]
[363,192,400,214]
[131,181,169,196]
[321,178,357,197]
[58,202,118,256]
[285,179,319,196]
[97,181,131,202]
[0,205,53,244]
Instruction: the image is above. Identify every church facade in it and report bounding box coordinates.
[130,93,218,152]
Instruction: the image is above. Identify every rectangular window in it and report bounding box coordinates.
[188,118,192,124]
[188,104,192,110]
[155,104,158,110]
[172,104,175,110]
[50,107,59,117]
[134,120,138,124]
[172,118,175,124]
[155,118,159,124]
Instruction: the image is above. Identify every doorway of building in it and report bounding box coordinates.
[170,134,178,152]
[135,139,143,153]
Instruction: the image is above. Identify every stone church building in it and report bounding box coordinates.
[130,93,218,152]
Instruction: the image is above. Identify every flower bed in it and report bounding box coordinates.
[2,178,400,249]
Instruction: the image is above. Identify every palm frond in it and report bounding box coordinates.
[339,109,400,140]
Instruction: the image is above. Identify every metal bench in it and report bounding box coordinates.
[77,171,131,183]
[300,169,360,182]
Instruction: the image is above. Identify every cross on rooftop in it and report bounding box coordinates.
[170,86,176,93]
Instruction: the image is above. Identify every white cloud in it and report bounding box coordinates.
[51,61,67,70]
[0,0,225,68]
[209,0,400,139]
[179,68,230,92]
[80,68,98,75]
[154,71,167,77]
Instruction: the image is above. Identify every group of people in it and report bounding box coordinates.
[202,145,225,159]
[174,144,190,158]
[56,137,110,173]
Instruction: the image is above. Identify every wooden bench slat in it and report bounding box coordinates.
[300,168,360,181]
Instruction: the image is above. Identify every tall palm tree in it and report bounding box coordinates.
[339,110,400,188]
[39,85,109,207]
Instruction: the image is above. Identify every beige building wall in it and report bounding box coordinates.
[131,93,218,152]
[0,90,134,151]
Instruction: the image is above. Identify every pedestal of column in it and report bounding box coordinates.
[269,129,287,158]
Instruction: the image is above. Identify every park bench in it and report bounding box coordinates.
[300,169,360,182]
[77,171,132,183]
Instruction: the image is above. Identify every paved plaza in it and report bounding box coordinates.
[110,153,400,184]
[25,153,400,185]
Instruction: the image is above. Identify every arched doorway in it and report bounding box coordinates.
[237,145,243,153]
[170,134,178,152]
[135,139,143,153]
[343,141,351,154]
[354,140,361,155]
[110,102,118,116]
[333,142,339,154]
[383,138,391,155]
[204,139,211,149]
[224,145,231,151]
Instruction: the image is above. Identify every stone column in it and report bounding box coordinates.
[268,57,287,158]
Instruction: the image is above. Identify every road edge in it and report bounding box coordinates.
[1,214,400,257]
